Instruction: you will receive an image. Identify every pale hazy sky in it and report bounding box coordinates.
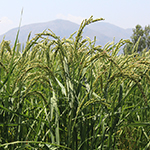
[0,0,150,35]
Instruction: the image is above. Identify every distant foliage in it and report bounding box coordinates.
[123,24,150,55]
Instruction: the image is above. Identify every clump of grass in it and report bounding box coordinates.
[0,16,150,149]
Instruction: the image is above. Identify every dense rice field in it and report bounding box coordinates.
[0,16,150,149]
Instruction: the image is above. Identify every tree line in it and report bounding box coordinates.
[123,24,150,55]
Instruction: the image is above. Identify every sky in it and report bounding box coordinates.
[0,0,150,35]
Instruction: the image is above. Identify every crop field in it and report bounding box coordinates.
[0,16,150,149]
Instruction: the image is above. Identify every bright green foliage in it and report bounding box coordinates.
[0,16,150,149]
[124,24,150,55]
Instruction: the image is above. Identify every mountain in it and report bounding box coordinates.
[0,19,132,54]
[88,22,132,42]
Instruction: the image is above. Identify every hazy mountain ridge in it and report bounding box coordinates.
[88,22,132,41]
[0,19,132,53]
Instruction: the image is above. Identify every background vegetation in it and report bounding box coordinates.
[123,24,150,55]
[0,16,150,149]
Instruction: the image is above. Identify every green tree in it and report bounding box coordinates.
[123,42,133,55]
[144,25,150,49]
[123,24,150,55]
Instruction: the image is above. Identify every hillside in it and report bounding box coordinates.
[0,19,132,53]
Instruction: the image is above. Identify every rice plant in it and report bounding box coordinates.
[0,16,150,150]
